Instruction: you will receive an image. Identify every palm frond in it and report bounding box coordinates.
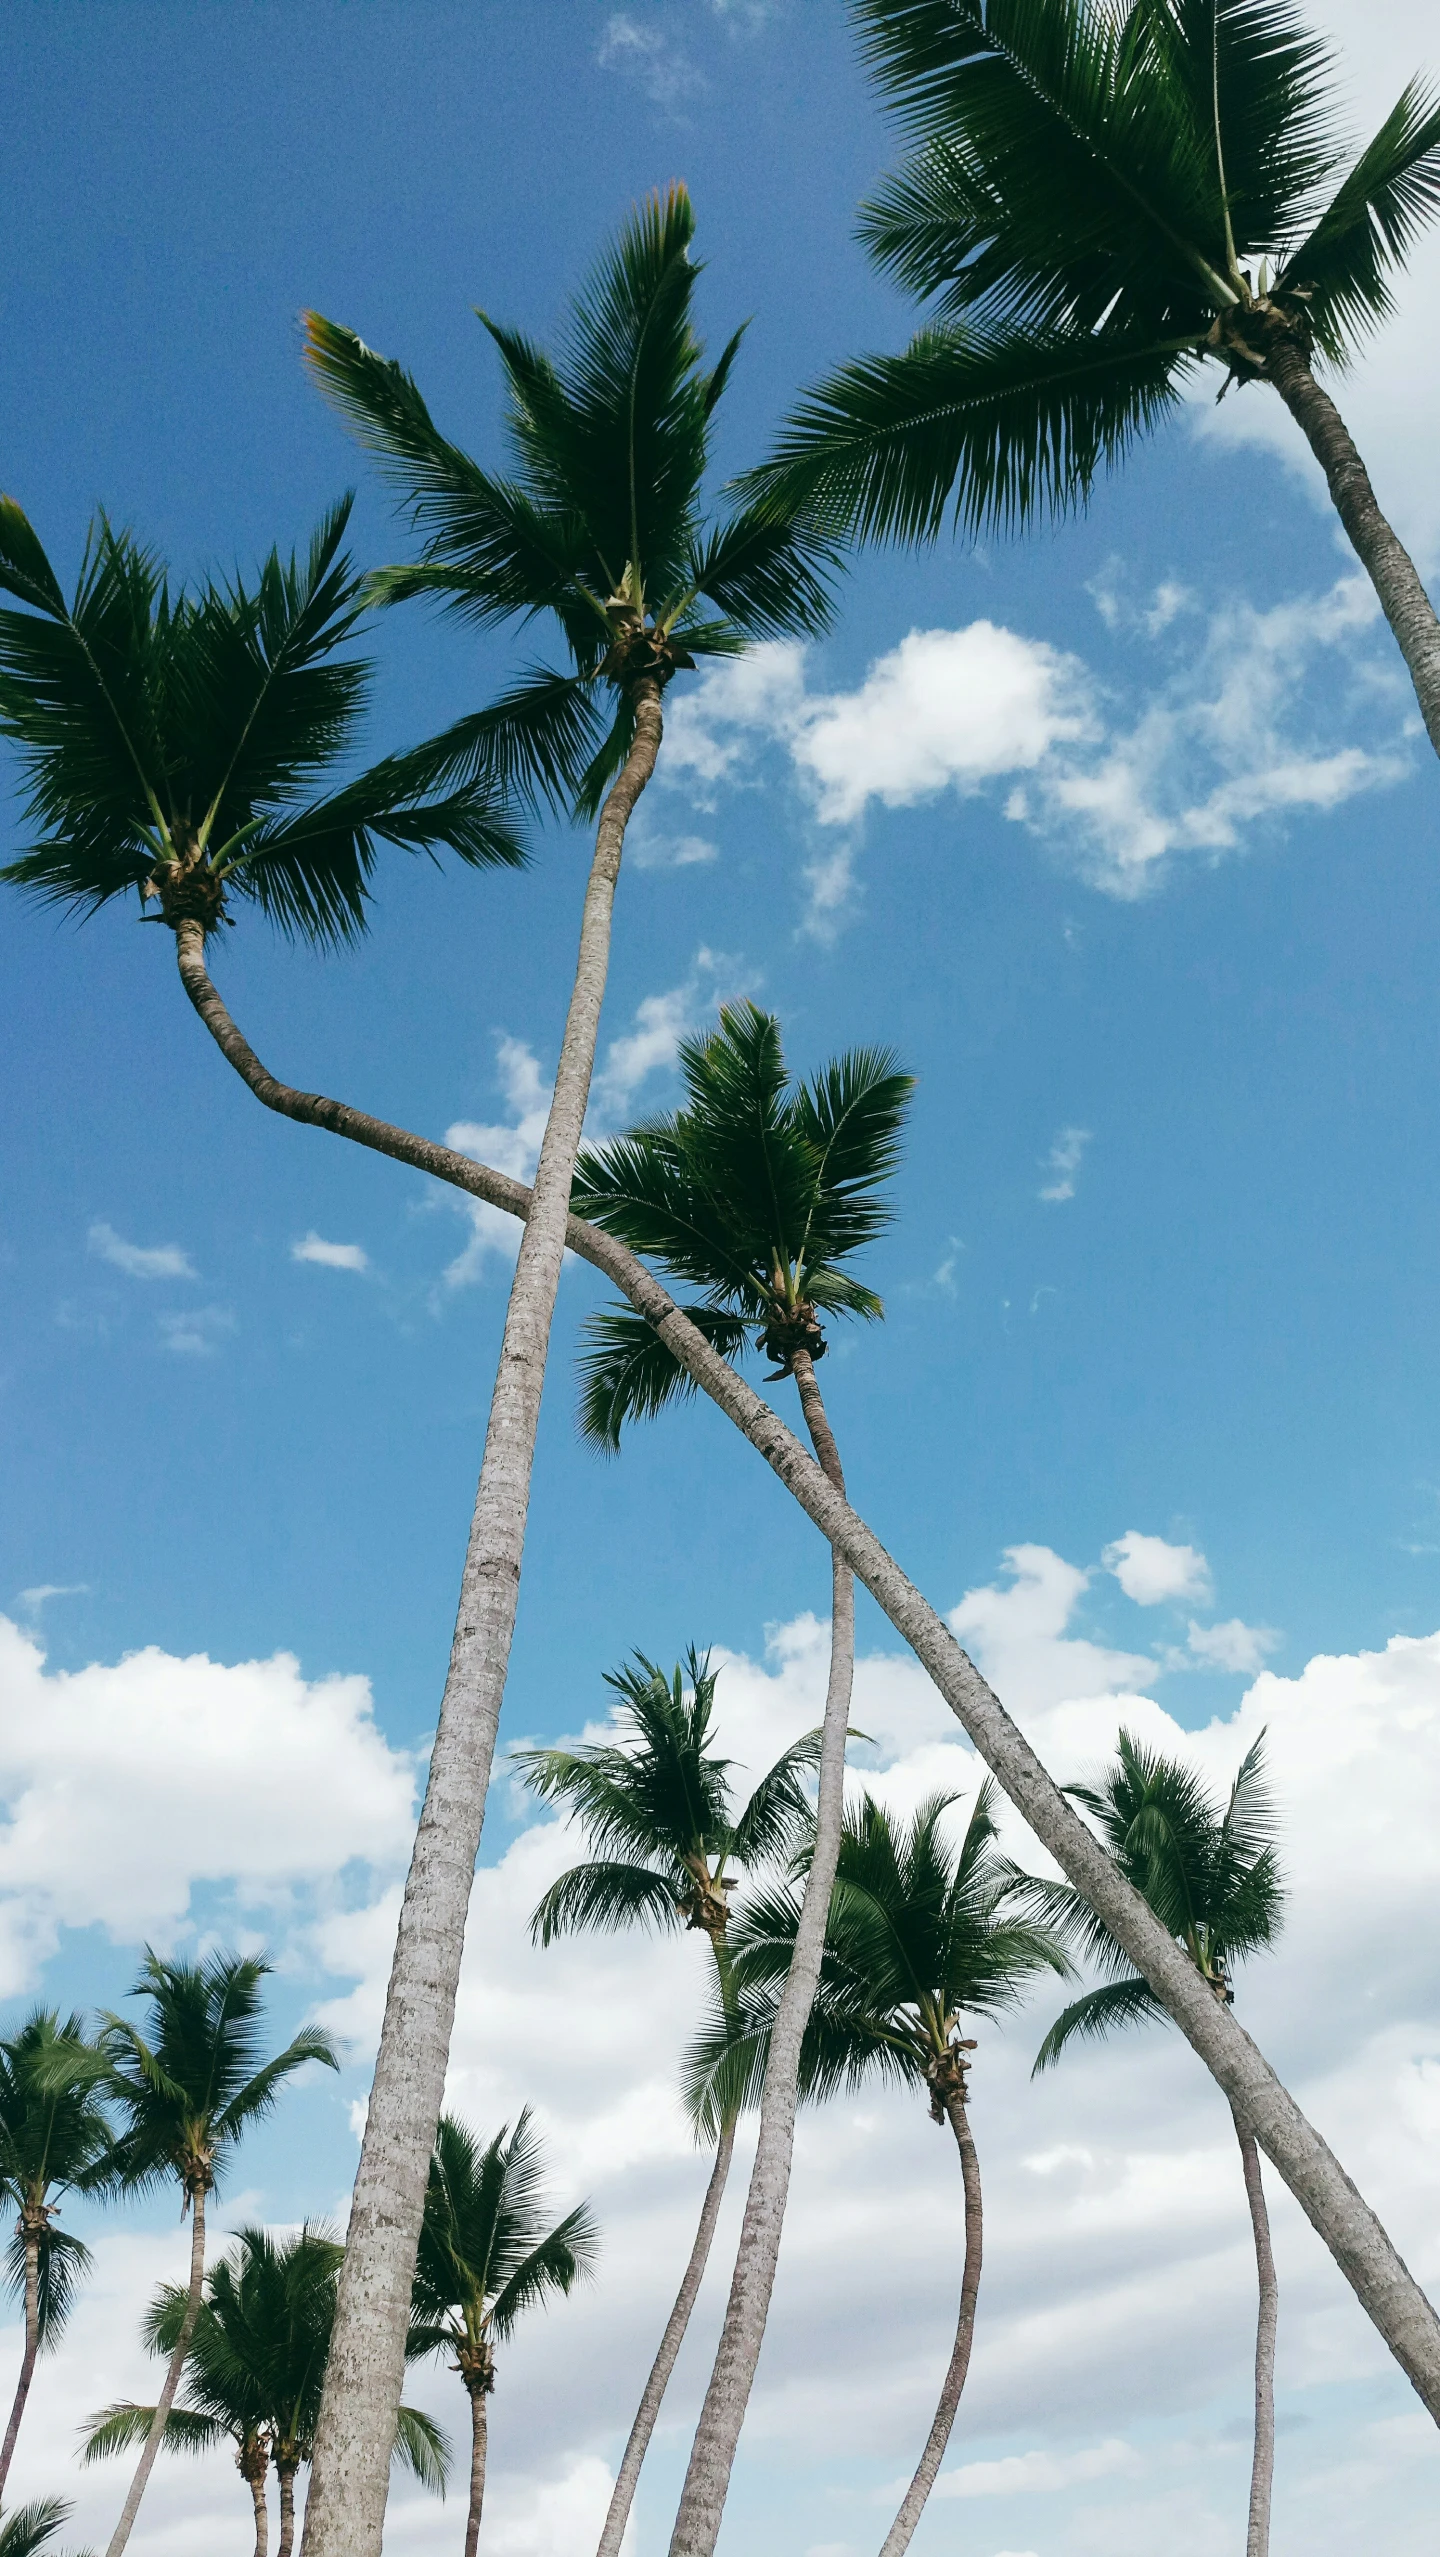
[487,2198,599,2341]
[393,2403,450,2493]
[80,2402,223,2463]
[1278,75,1440,352]
[0,498,67,615]
[729,1729,823,1869]
[526,1859,685,1946]
[1033,1973,1164,2070]
[682,504,840,640]
[576,1303,753,1450]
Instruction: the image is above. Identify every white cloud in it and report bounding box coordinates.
[1186,1617,1282,1674]
[948,1545,1156,1714]
[1038,1127,1091,1203]
[158,1303,235,1357]
[929,2436,1141,2499]
[596,11,704,113]
[793,626,1091,826]
[88,1221,195,1281]
[628,824,719,871]
[16,1583,86,1613]
[1103,1532,1212,1608]
[292,1234,369,1273]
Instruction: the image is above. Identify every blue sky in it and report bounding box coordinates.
[3,4,1440,2553]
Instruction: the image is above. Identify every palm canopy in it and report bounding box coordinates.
[303,184,840,820]
[1029,1728,1285,2070]
[751,0,1440,541]
[408,2112,598,2382]
[0,2500,88,2557]
[686,1783,1070,2135]
[517,1648,822,1947]
[0,2011,118,2347]
[0,492,523,947]
[99,1951,338,2203]
[571,1000,913,1449]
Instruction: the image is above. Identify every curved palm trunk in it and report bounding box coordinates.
[299,679,664,2557]
[1234,2110,1278,2557]
[276,2460,298,2557]
[0,2216,42,2497]
[1264,337,1440,759]
[667,1349,852,2557]
[170,966,1440,2418]
[879,2089,983,2557]
[105,2182,207,2557]
[596,2118,738,2557]
[464,2382,489,2557]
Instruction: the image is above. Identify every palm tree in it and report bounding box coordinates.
[0,2013,119,2497]
[96,1952,338,2557]
[407,2112,597,2557]
[83,2227,447,2557]
[516,1648,821,2557]
[689,1783,1069,2556]
[570,999,911,2557]
[296,191,838,2557]
[0,2502,90,2557]
[1028,1730,1285,2557]
[756,0,1440,756]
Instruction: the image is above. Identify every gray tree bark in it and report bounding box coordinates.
[1234,2109,1278,2557]
[463,2383,488,2557]
[276,2461,297,2557]
[169,950,1440,2421]
[878,2088,984,2557]
[596,2119,738,2557]
[106,2182,208,2557]
[297,678,664,2557]
[243,2443,270,2557]
[0,2217,41,2497]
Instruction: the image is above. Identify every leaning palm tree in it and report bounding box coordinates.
[0,2012,119,2497]
[293,189,837,2557]
[756,0,1440,755]
[1029,1731,1285,2557]
[516,1648,820,2557]
[689,1783,1069,2557]
[407,2112,597,2557]
[83,2227,447,2557]
[96,1953,338,2557]
[570,999,911,2557]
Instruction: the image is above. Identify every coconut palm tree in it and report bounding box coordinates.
[292,190,837,2557]
[0,2502,90,2557]
[569,999,911,2557]
[688,1782,1069,2556]
[755,0,1440,755]
[0,2013,119,2498]
[96,1953,338,2557]
[516,1647,821,2557]
[407,2112,597,2557]
[82,2227,447,2557]
[1028,1730,1285,2557]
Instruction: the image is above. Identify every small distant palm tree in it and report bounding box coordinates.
[1029,1731,1285,2557]
[0,2012,118,2497]
[757,0,1440,755]
[97,1953,338,2557]
[690,1783,1069,2556]
[83,2226,446,2557]
[516,1648,820,2557]
[407,2112,597,2557]
[0,2500,90,2557]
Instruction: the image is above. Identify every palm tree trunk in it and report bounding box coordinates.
[168,964,1440,2419]
[667,1349,852,2557]
[105,2182,207,2557]
[878,2089,983,2557]
[596,2118,738,2557]
[244,2444,270,2557]
[0,2218,41,2497]
[464,2383,488,2557]
[276,2460,297,2557]
[300,679,664,2557]
[1234,2109,1278,2557]
[1264,335,1440,759]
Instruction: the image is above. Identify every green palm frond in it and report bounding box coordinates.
[729,1729,823,1869]
[527,1859,686,1946]
[99,1953,336,2193]
[680,504,839,639]
[576,1303,754,1451]
[81,2401,226,2463]
[393,2404,451,2493]
[1278,75,1440,352]
[413,2111,597,2360]
[488,2198,599,2342]
[5,2222,92,2347]
[0,2500,86,2557]
[1032,1974,1165,2070]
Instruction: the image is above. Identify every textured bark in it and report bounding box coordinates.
[1235,2111,1278,2557]
[276,2461,297,2557]
[596,2120,738,2557]
[299,680,663,2557]
[1265,336,1440,759]
[667,1352,853,2557]
[173,957,1440,2418]
[0,2218,40,2497]
[106,2183,208,2557]
[879,2090,984,2557]
[464,2382,488,2557]
[244,2446,270,2557]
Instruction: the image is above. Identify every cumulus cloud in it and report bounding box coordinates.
[88,1221,195,1281]
[948,1545,1156,1714]
[1104,1532,1212,1608]
[1185,1616,1281,1674]
[1038,1127,1091,1203]
[292,1234,369,1273]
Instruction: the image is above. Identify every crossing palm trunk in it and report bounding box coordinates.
[463,2381,488,2557]
[1234,2110,1278,2557]
[596,2118,738,2557]
[106,2181,208,2557]
[0,2212,42,2496]
[298,677,663,2557]
[879,2086,983,2557]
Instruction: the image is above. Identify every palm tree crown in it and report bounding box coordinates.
[0,2011,116,2350]
[571,1001,913,1447]
[409,2111,597,2394]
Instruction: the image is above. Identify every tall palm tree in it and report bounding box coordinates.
[570,999,911,2557]
[294,188,837,2557]
[0,2013,119,2497]
[83,2227,447,2557]
[516,1648,821,2557]
[1028,1730,1285,2557]
[407,2112,597,2557]
[689,1783,1069,2556]
[756,0,1440,755]
[97,1953,338,2557]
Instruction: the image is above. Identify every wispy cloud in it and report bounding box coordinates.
[597,12,704,114]
[158,1305,235,1358]
[292,1234,369,1274]
[1185,1616,1281,1673]
[1038,1127,1090,1203]
[88,1221,195,1281]
[17,1585,87,1615]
